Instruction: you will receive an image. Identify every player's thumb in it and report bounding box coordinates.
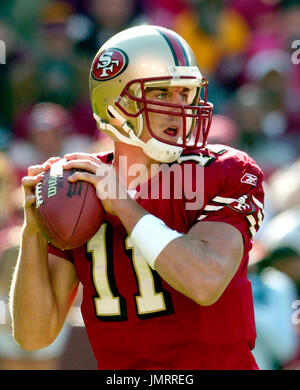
[24,194,36,209]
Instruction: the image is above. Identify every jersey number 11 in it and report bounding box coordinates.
[87,223,174,321]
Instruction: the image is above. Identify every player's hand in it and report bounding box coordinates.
[63,152,129,216]
[22,157,61,234]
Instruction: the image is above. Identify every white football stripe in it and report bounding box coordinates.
[50,159,65,177]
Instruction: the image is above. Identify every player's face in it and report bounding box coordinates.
[140,86,195,144]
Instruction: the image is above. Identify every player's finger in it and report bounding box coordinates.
[62,159,99,174]
[27,157,61,176]
[64,153,99,163]
[22,175,44,209]
[24,194,36,208]
[28,164,45,176]
[22,174,44,194]
[46,156,61,164]
[67,171,98,186]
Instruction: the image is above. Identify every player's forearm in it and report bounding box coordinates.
[154,235,228,305]
[10,226,60,350]
[113,199,228,306]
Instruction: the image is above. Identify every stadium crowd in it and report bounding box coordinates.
[0,0,300,370]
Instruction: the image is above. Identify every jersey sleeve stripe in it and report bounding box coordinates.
[252,195,264,210]
[257,210,264,227]
[203,205,224,211]
[197,215,208,221]
[212,196,237,204]
[246,215,258,237]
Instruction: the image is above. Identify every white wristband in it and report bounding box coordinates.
[130,214,183,270]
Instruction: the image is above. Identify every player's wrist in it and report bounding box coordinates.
[100,192,131,217]
[21,223,49,249]
[130,214,183,270]
[23,215,43,236]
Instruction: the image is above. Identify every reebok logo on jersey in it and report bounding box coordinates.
[241,173,257,186]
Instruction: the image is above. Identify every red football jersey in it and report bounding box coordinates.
[49,144,264,370]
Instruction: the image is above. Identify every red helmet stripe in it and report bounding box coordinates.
[156,28,189,66]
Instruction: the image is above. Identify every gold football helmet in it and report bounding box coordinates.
[89,25,213,162]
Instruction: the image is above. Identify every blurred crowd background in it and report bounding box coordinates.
[0,0,300,370]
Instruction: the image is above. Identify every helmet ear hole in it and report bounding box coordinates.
[107,107,116,119]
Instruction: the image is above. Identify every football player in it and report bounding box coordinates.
[10,25,264,369]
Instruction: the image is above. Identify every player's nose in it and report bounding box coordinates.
[164,92,184,116]
[170,91,184,105]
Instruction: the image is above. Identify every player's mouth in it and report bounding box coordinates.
[163,126,179,138]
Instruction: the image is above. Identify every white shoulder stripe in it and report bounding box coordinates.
[212,196,236,204]
[203,205,224,211]
[177,154,213,166]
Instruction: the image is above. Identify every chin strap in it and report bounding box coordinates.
[93,110,183,163]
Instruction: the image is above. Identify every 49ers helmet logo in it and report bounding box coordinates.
[92,48,128,81]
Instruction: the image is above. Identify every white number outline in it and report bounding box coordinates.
[87,223,174,321]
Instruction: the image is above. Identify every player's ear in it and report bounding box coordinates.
[110,117,124,130]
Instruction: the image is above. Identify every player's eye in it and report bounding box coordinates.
[180,93,189,103]
[156,91,168,100]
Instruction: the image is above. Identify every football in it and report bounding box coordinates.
[34,159,104,250]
